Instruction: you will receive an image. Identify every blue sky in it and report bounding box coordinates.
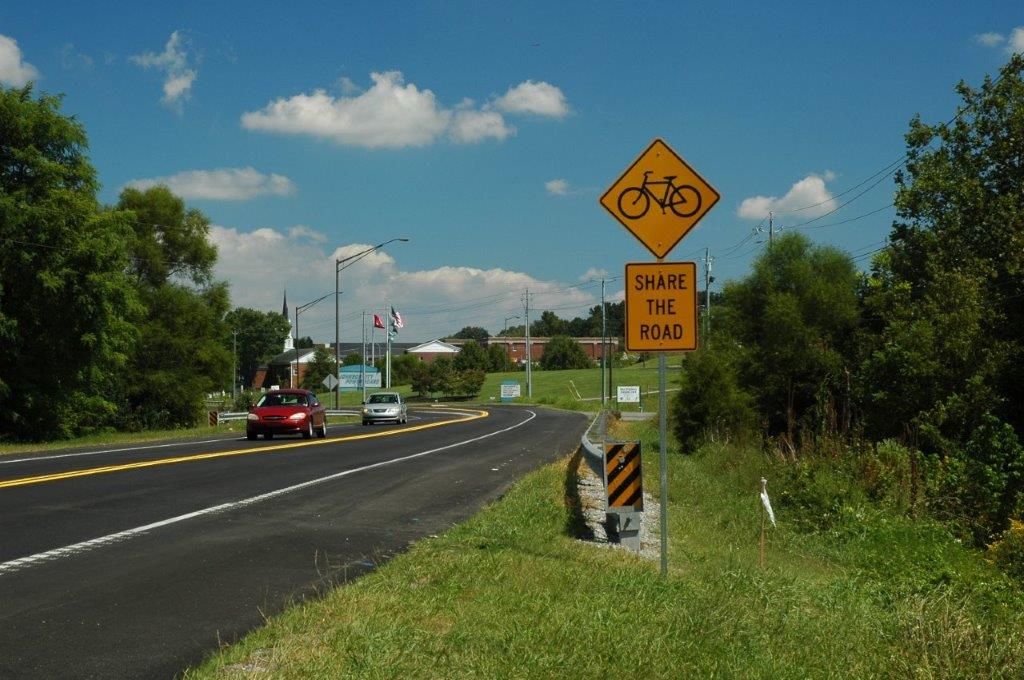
[2,2,1022,342]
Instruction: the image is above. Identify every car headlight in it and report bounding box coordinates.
[247,413,259,421]
[288,412,306,420]
[362,408,371,414]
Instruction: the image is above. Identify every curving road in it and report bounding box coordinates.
[0,406,587,679]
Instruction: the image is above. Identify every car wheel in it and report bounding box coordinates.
[265,432,274,440]
[303,420,313,439]
[362,420,369,426]
[316,420,327,438]
[246,431,257,440]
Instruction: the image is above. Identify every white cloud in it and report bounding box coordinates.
[579,267,608,282]
[737,173,837,220]
[494,80,569,118]
[130,31,197,107]
[1009,27,1024,54]
[975,32,1004,47]
[0,34,38,86]
[449,109,514,143]
[127,167,296,201]
[974,27,1024,54]
[338,76,360,95]
[545,179,569,196]
[60,43,94,70]
[209,227,597,340]
[241,71,568,148]
[241,71,452,148]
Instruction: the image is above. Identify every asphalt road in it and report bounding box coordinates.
[0,405,587,679]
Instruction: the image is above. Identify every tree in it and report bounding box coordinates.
[671,347,755,452]
[540,335,593,370]
[531,310,568,337]
[295,336,314,349]
[301,346,335,391]
[342,352,362,366]
[115,186,230,429]
[723,232,859,441]
[390,353,421,386]
[486,344,508,372]
[224,307,291,388]
[453,340,487,371]
[0,85,139,439]
[856,55,1024,541]
[451,326,489,343]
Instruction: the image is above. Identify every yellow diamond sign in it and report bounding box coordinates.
[600,138,720,259]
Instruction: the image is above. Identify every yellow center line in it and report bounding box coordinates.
[0,408,489,491]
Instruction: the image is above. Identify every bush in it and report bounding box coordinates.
[540,335,592,370]
[670,348,755,452]
[988,519,1024,579]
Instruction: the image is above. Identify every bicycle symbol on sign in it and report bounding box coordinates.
[617,170,702,220]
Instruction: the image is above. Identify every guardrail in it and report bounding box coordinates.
[579,410,607,477]
[209,409,360,425]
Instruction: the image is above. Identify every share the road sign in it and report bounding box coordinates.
[625,261,698,352]
[599,138,719,259]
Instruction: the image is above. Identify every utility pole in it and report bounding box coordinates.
[769,210,774,244]
[335,257,340,407]
[702,248,714,339]
[523,288,532,397]
[600,278,607,407]
[361,310,367,403]
[232,330,237,401]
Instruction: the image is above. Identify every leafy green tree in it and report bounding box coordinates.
[670,347,755,452]
[430,356,457,396]
[0,86,139,439]
[486,344,508,372]
[857,55,1024,540]
[295,336,314,349]
[121,283,230,429]
[540,335,593,370]
[342,352,362,366]
[453,340,487,371]
[390,353,421,386]
[301,346,336,391]
[723,232,859,441]
[117,186,217,287]
[530,310,568,337]
[455,369,486,396]
[115,186,230,428]
[500,324,525,336]
[451,326,489,343]
[224,307,290,388]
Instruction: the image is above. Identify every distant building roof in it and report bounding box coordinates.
[268,347,317,365]
[407,340,460,354]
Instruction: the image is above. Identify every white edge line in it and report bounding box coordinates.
[0,410,537,577]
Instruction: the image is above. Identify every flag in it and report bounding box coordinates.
[390,306,404,329]
[759,478,776,527]
[373,314,385,330]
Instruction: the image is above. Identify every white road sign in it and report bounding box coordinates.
[322,374,339,390]
[340,373,382,388]
[617,385,641,403]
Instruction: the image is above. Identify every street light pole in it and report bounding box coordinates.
[334,237,410,407]
[232,330,237,401]
[295,292,333,389]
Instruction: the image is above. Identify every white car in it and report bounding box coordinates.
[361,392,408,425]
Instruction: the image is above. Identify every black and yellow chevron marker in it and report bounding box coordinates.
[604,441,643,510]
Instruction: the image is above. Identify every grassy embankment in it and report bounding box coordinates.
[185,419,1024,678]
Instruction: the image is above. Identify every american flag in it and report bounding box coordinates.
[390,306,404,329]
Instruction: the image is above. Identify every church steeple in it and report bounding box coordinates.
[282,290,294,352]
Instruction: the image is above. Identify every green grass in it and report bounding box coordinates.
[184,419,1024,679]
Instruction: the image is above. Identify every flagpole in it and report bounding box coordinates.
[361,310,367,403]
[386,304,392,389]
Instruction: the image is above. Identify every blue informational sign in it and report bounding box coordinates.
[500,380,521,403]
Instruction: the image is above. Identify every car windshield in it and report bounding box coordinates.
[256,393,306,407]
[368,394,398,404]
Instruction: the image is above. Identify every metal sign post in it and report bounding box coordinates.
[599,137,720,577]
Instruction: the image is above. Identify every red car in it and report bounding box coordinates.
[246,389,327,440]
